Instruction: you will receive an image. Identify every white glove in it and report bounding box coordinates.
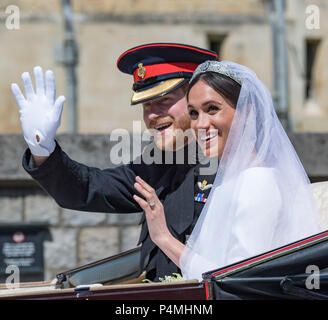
[11,66,65,156]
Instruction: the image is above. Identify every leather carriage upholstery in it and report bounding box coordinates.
[203,229,328,299]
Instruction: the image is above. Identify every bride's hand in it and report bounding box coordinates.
[133,176,170,246]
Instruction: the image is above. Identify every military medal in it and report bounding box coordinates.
[194,193,207,203]
[195,179,213,203]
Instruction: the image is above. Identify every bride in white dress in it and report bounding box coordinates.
[133,60,321,281]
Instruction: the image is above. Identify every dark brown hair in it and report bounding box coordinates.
[187,72,241,108]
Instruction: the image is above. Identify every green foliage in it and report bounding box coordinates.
[142,273,184,283]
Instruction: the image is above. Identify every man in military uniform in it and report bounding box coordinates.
[12,43,218,281]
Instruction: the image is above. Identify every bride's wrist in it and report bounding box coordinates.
[155,231,173,248]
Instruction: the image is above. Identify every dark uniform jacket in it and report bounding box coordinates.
[22,142,216,281]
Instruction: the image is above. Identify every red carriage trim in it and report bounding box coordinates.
[204,281,209,300]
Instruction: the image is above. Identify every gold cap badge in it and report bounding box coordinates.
[137,63,146,79]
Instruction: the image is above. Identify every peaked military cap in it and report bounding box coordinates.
[117,43,218,105]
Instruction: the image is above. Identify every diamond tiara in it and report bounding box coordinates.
[190,60,242,85]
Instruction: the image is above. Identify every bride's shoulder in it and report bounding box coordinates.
[237,167,282,207]
[239,167,279,191]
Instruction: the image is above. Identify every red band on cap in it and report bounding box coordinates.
[133,62,198,82]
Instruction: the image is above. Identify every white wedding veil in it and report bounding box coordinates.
[180,60,322,281]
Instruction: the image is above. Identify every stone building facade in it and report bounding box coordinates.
[0,0,327,134]
[0,0,328,282]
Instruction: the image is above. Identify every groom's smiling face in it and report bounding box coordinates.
[142,87,191,151]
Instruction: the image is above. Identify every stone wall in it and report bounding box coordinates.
[0,0,267,16]
[0,135,144,281]
[0,133,327,281]
[1,0,328,134]
[0,189,142,281]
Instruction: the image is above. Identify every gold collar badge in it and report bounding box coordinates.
[137,63,146,79]
[198,179,213,191]
[200,180,207,191]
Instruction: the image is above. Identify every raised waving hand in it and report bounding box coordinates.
[11,66,65,156]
